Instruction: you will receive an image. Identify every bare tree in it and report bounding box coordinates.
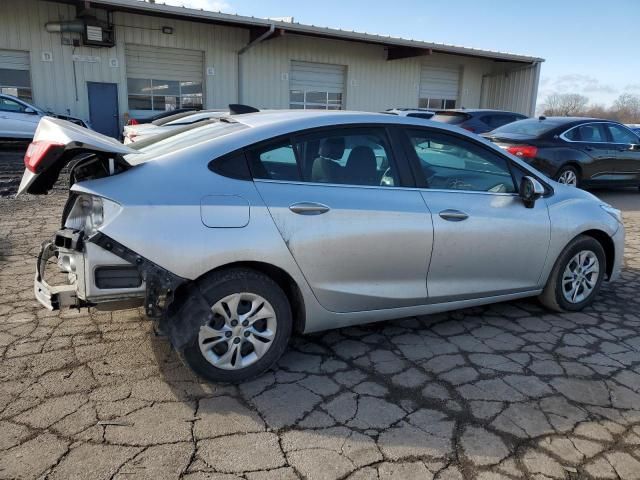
[612,93,640,123]
[542,93,589,116]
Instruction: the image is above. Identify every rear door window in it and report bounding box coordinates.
[606,124,639,144]
[249,127,401,187]
[248,140,301,181]
[564,124,608,142]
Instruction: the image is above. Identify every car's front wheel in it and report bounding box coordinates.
[181,268,292,383]
[539,235,606,312]
[555,165,580,187]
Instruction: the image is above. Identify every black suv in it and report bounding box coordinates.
[431,109,527,134]
[483,117,640,188]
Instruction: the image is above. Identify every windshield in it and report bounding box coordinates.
[124,120,248,164]
[431,112,470,125]
[491,118,565,137]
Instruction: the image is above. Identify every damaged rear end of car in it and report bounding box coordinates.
[20,117,184,321]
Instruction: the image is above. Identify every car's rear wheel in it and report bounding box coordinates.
[181,268,292,383]
[539,235,606,312]
[556,165,580,187]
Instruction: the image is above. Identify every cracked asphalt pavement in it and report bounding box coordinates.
[1,187,639,480]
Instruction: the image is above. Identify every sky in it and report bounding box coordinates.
[160,0,638,108]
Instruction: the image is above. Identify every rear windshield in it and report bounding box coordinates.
[491,118,565,137]
[431,112,470,125]
[124,120,248,164]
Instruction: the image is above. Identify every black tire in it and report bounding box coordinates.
[539,235,606,312]
[555,165,581,188]
[181,268,292,383]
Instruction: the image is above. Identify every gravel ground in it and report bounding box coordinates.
[0,184,639,479]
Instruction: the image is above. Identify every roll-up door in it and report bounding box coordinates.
[289,60,346,110]
[125,44,204,115]
[0,50,32,101]
[419,64,460,109]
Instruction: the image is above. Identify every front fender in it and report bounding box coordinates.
[539,185,621,285]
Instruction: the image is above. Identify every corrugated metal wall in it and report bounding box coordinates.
[0,0,540,126]
[240,33,499,112]
[480,62,541,116]
[0,0,245,125]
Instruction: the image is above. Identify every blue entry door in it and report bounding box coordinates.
[87,82,119,138]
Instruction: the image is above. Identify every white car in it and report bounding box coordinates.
[0,93,88,139]
[123,110,228,144]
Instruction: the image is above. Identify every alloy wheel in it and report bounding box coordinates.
[561,250,599,304]
[558,169,578,186]
[198,292,277,370]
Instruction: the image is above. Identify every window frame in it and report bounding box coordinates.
[0,67,33,102]
[605,123,640,145]
[419,98,457,110]
[289,89,344,110]
[127,77,204,113]
[559,121,614,144]
[245,124,415,188]
[399,126,530,195]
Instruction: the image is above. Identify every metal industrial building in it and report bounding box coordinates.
[0,0,544,137]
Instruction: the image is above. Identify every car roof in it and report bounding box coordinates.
[435,109,524,115]
[225,110,494,139]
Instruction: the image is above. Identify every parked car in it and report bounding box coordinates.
[123,109,228,143]
[127,108,201,125]
[431,109,528,134]
[626,124,640,136]
[483,117,640,188]
[0,93,89,139]
[19,112,624,383]
[383,108,435,119]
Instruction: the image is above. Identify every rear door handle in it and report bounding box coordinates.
[289,202,330,215]
[439,209,469,221]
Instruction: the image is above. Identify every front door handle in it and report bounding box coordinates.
[439,209,469,221]
[289,202,330,215]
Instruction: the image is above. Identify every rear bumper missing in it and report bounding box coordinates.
[35,240,81,310]
[33,229,184,316]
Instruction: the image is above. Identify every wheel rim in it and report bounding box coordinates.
[198,292,277,370]
[558,169,577,186]
[561,250,600,304]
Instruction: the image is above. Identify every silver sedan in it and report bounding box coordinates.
[20,111,624,383]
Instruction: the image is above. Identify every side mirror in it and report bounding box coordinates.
[519,176,545,208]
[23,107,37,114]
[629,144,640,151]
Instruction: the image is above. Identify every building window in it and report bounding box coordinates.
[0,68,32,102]
[419,98,456,109]
[127,78,203,112]
[290,90,343,110]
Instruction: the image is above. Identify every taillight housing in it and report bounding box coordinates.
[24,140,65,173]
[128,118,139,126]
[506,145,538,159]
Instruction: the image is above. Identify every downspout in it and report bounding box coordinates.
[237,24,275,104]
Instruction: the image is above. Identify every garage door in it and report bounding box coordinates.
[0,50,32,101]
[125,44,204,116]
[419,64,460,109]
[290,61,346,110]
